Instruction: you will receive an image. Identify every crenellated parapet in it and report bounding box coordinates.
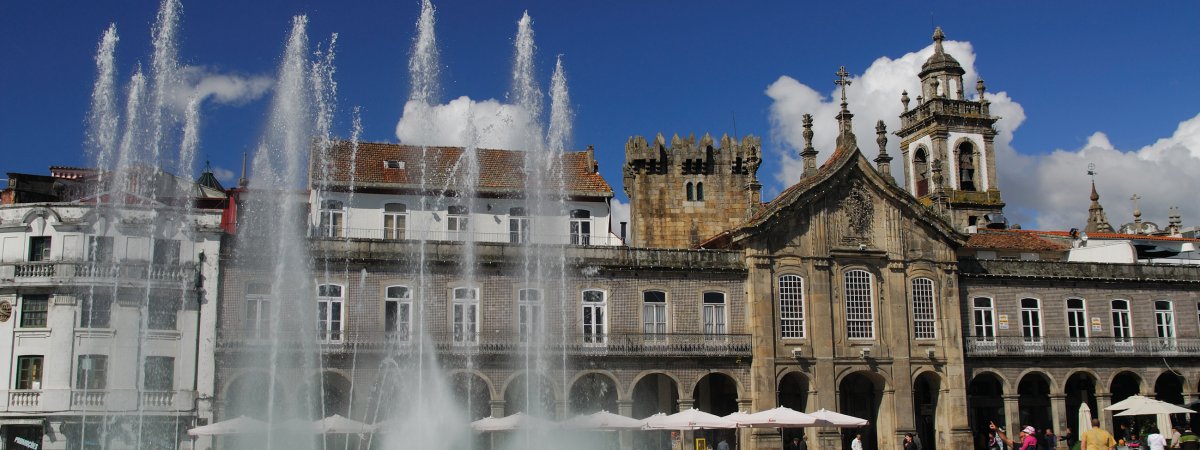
[623,132,762,248]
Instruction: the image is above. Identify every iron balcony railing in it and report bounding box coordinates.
[311,226,625,247]
[965,335,1200,356]
[218,331,752,357]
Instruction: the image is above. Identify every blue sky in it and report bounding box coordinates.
[2,1,1199,230]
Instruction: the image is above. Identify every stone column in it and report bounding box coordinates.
[619,400,635,450]
[1051,393,1068,434]
[490,399,506,418]
[1003,394,1021,432]
[678,398,694,410]
[1096,394,1112,431]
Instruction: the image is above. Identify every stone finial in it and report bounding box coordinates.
[1085,180,1114,233]
[976,79,986,100]
[932,26,946,53]
[901,90,910,112]
[238,152,248,188]
[917,94,924,105]
[834,66,857,150]
[874,120,894,184]
[930,159,944,192]
[800,114,818,177]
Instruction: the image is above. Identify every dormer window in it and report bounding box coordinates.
[384,160,404,169]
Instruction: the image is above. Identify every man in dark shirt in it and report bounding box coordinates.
[1178,428,1199,450]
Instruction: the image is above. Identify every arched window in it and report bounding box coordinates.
[1111,299,1132,345]
[844,270,874,339]
[1020,298,1042,344]
[695,182,705,201]
[383,203,407,240]
[319,199,344,237]
[385,285,412,341]
[913,148,930,197]
[702,292,726,336]
[957,141,977,191]
[582,289,607,345]
[1066,298,1087,343]
[317,284,344,342]
[686,182,694,201]
[452,287,479,344]
[642,290,667,340]
[518,288,543,342]
[911,278,936,340]
[778,275,805,339]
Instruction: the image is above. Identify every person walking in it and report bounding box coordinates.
[1177,428,1199,450]
[852,434,864,450]
[1081,418,1117,450]
[993,423,1039,450]
[1044,428,1059,450]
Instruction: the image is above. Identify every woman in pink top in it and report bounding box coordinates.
[992,422,1041,450]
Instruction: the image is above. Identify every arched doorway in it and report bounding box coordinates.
[913,373,940,450]
[504,373,557,418]
[968,372,1005,440]
[1110,372,1142,441]
[1018,373,1052,432]
[452,372,493,421]
[633,373,679,450]
[779,372,810,446]
[1155,372,1185,432]
[570,373,619,414]
[1064,372,1098,438]
[840,372,883,450]
[224,372,288,420]
[694,373,739,447]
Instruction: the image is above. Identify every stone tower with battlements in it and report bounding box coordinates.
[623,132,761,248]
[895,27,1005,232]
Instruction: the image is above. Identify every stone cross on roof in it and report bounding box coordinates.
[835,66,852,109]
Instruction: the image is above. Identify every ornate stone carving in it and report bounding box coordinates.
[0,301,10,322]
[843,182,874,237]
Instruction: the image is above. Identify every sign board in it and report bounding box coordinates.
[1091,317,1102,332]
[998,314,1010,330]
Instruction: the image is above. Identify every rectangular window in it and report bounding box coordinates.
[1156,300,1176,344]
[87,236,114,263]
[143,356,174,391]
[80,293,113,328]
[1021,298,1042,343]
[76,355,108,390]
[245,283,272,339]
[911,278,937,340]
[15,356,43,390]
[148,296,178,330]
[29,236,51,262]
[317,284,344,342]
[973,297,995,341]
[702,292,727,337]
[518,289,543,342]
[452,287,478,344]
[447,205,469,241]
[509,208,529,244]
[643,291,667,340]
[1111,299,1133,345]
[570,210,592,245]
[582,290,606,345]
[844,270,874,339]
[779,275,805,339]
[20,295,48,328]
[383,203,408,240]
[152,239,180,265]
[319,200,345,238]
[385,286,411,341]
[1066,298,1088,343]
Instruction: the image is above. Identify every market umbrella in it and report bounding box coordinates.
[1078,403,1093,432]
[560,411,645,430]
[808,409,869,427]
[642,408,738,430]
[187,415,268,436]
[738,407,820,428]
[314,414,377,434]
[723,411,753,426]
[1114,400,1195,416]
[1105,395,1154,411]
[470,412,555,432]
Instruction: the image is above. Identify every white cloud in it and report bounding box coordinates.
[210,166,236,184]
[609,197,630,237]
[395,97,541,150]
[171,65,273,110]
[764,39,1200,231]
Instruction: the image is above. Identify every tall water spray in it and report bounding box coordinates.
[148,0,182,167]
[86,24,120,183]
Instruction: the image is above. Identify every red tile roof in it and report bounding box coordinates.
[1012,229,1200,243]
[315,141,613,197]
[964,230,1068,252]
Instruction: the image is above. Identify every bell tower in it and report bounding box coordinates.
[895,27,1005,232]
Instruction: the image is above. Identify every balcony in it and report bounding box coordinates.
[8,391,40,408]
[218,331,753,358]
[71,390,107,409]
[1,389,194,412]
[965,335,1199,356]
[1,261,195,286]
[312,227,625,247]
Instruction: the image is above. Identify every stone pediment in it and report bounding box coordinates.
[700,146,962,252]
